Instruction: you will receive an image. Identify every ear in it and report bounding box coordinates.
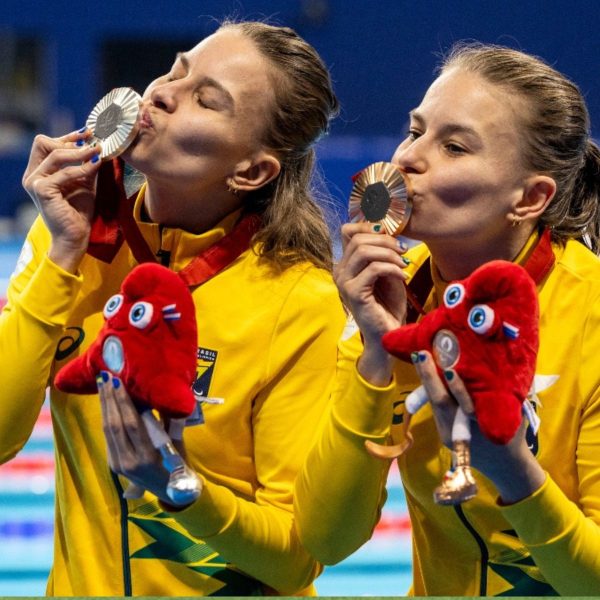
[513,175,557,221]
[231,152,281,192]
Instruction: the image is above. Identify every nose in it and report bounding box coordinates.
[391,137,427,174]
[149,80,178,112]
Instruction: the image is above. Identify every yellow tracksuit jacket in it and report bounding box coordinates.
[296,231,600,595]
[0,190,345,596]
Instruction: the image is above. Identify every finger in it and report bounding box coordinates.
[29,155,102,202]
[110,376,153,454]
[442,369,475,416]
[340,243,410,283]
[340,260,408,303]
[100,373,135,463]
[97,372,121,472]
[412,351,456,446]
[23,129,90,177]
[341,222,383,250]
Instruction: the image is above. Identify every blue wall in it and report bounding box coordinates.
[1,0,599,215]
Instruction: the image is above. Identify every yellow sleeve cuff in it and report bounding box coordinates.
[331,360,396,438]
[500,475,579,545]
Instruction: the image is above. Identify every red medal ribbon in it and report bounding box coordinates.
[86,159,261,287]
[406,228,555,323]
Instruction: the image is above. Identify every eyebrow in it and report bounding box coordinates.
[174,52,235,111]
[409,110,482,143]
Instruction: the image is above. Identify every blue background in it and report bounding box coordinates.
[0,0,599,595]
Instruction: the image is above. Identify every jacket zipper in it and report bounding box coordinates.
[454,503,489,595]
[111,471,133,596]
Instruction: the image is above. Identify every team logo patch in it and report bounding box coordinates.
[192,347,218,398]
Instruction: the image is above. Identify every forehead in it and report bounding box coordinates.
[417,68,525,142]
[183,30,274,104]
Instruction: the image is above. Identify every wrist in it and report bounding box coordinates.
[48,241,88,274]
[357,341,395,387]
[493,453,546,505]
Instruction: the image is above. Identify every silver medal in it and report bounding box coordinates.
[86,87,142,161]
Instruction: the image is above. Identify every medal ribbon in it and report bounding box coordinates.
[87,159,261,287]
[405,228,555,324]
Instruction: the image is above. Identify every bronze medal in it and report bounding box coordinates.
[348,161,413,235]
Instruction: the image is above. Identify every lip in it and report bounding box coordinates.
[139,108,154,129]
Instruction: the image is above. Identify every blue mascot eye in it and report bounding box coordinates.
[468,304,495,334]
[129,301,154,329]
[103,294,124,318]
[443,283,465,308]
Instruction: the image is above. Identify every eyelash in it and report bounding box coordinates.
[406,129,467,156]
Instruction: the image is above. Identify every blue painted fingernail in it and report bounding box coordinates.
[90,153,100,164]
[410,352,419,364]
[444,370,454,381]
[112,377,121,389]
[78,126,87,133]
[398,240,408,251]
[76,138,85,147]
[418,352,427,363]
[100,370,110,383]
[373,224,382,233]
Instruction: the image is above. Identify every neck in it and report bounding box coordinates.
[143,180,243,234]
[427,225,535,281]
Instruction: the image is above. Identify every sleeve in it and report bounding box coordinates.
[0,217,83,462]
[294,328,396,565]
[500,288,600,595]
[167,269,347,594]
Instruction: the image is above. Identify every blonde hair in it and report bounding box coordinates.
[221,21,339,270]
[442,42,600,253]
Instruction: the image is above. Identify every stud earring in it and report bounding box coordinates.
[511,215,521,227]
[227,179,239,196]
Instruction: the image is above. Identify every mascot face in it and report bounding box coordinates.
[100,288,185,374]
[54,263,198,418]
[382,260,539,444]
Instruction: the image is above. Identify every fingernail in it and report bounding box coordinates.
[96,375,104,387]
[444,370,454,381]
[398,240,408,251]
[112,377,121,389]
[90,153,100,164]
[78,126,88,133]
[418,352,427,363]
[100,370,110,383]
[76,138,85,147]
[401,256,411,266]
[372,224,382,233]
[410,351,419,364]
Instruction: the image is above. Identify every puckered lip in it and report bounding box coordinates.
[139,108,154,129]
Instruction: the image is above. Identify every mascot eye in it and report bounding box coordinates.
[468,304,495,334]
[129,302,154,329]
[103,294,124,318]
[443,283,465,308]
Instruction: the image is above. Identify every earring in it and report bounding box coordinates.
[227,179,239,196]
[511,215,521,227]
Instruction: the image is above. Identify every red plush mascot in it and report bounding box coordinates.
[55,262,202,505]
[367,260,540,505]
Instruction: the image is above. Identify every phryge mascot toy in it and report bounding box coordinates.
[368,260,540,505]
[55,262,202,505]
